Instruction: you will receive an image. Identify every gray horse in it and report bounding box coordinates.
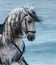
[0,7,41,65]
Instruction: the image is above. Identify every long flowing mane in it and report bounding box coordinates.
[0,16,8,34]
[0,24,4,34]
[2,8,24,40]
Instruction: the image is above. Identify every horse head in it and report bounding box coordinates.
[20,7,41,41]
[3,7,41,41]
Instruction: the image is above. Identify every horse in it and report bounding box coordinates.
[0,7,41,65]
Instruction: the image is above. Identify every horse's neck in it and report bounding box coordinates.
[3,21,23,41]
[2,9,23,40]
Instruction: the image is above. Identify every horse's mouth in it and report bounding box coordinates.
[27,34,35,41]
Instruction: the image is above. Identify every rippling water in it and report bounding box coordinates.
[0,0,56,65]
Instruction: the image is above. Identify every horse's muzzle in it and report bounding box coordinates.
[27,34,35,41]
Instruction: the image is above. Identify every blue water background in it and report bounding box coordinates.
[0,0,56,65]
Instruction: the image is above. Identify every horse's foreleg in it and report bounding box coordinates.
[18,57,28,65]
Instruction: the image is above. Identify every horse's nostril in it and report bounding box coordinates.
[31,36,35,41]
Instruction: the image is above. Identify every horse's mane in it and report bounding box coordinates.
[0,16,8,34]
[0,24,3,34]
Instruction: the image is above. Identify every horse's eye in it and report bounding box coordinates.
[28,21,32,24]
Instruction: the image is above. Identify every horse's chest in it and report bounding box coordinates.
[0,44,19,62]
[1,44,17,55]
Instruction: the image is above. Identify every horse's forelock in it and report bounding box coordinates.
[23,8,41,22]
[29,10,41,22]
